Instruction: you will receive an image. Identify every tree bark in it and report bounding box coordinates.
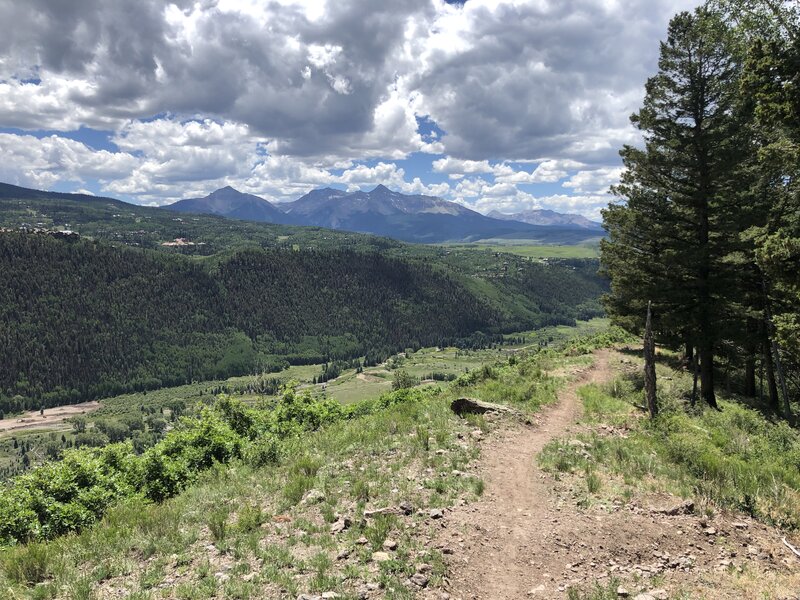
[765,342,780,411]
[644,301,658,418]
[699,339,718,409]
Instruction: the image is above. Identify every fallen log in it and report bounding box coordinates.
[450,397,518,415]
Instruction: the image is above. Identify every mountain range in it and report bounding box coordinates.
[487,208,601,230]
[164,185,603,244]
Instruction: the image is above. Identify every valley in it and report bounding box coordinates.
[0,319,609,479]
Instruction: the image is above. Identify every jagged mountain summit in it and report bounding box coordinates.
[166,186,295,225]
[279,184,600,243]
[162,184,603,243]
[487,208,602,230]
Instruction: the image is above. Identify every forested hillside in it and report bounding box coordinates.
[0,233,605,411]
[602,2,799,414]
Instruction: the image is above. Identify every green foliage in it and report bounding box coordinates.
[542,378,800,529]
[391,370,418,391]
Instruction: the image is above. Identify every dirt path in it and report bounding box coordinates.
[435,348,799,599]
[438,349,613,599]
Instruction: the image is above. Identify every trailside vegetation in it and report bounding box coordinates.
[601,1,800,414]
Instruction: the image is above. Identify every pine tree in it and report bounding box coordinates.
[602,7,744,408]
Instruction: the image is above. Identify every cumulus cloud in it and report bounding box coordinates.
[0,0,703,216]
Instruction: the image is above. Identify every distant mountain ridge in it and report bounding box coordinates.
[167,186,295,225]
[487,208,602,230]
[163,184,602,244]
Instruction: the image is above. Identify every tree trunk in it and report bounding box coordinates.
[643,301,658,418]
[772,339,794,425]
[691,353,699,407]
[684,342,694,368]
[762,276,794,424]
[744,354,756,398]
[744,319,758,397]
[765,342,780,411]
[699,340,718,409]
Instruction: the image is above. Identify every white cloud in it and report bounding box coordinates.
[0,0,704,218]
[563,166,623,194]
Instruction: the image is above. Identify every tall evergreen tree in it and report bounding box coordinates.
[602,7,744,408]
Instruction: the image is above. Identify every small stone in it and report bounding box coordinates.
[704,527,717,536]
[383,539,398,551]
[336,548,351,560]
[617,587,630,597]
[303,489,325,504]
[356,536,369,545]
[417,563,433,573]
[527,584,546,595]
[371,551,391,562]
[410,572,429,587]
[297,595,321,600]
[429,508,444,520]
[321,593,340,600]
[330,516,352,535]
[399,500,414,515]
[470,429,483,440]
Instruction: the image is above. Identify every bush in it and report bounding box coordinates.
[244,435,283,468]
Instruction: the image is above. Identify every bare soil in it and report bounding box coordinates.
[433,349,800,600]
[0,401,99,435]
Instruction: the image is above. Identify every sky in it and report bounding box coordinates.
[0,0,701,220]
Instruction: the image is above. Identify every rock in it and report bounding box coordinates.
[417,563,433,573]
[336,548,351,560]
[451,397,519,415]
[330,516,352,535]
[410,572,429,587]
[321,593,340,599]
[655,500,694,516]
[383,539,398,551]
[399,500,414,515]
[364,506,406,518]
[527,584,546,596]
[297,595,321,600]
[617,587,630,597]
[704,527,717,536]
[302,489,325,504]
[470,429,484,440]
[214,572,230,582]
[732,521,748,529]
[371,551,391,562]
[429,508,445,519]
[356,536,369,545]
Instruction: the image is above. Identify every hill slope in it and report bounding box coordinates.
[0,232,605,410]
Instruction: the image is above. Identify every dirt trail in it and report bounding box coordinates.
[435,349,798,599]
[438,349,613,599]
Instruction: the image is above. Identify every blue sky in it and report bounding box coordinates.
[0,0,700,219]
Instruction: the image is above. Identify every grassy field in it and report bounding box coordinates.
[439,242,600,259]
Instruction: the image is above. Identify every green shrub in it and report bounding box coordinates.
[244,435,283,467]
[1,541,51,584]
